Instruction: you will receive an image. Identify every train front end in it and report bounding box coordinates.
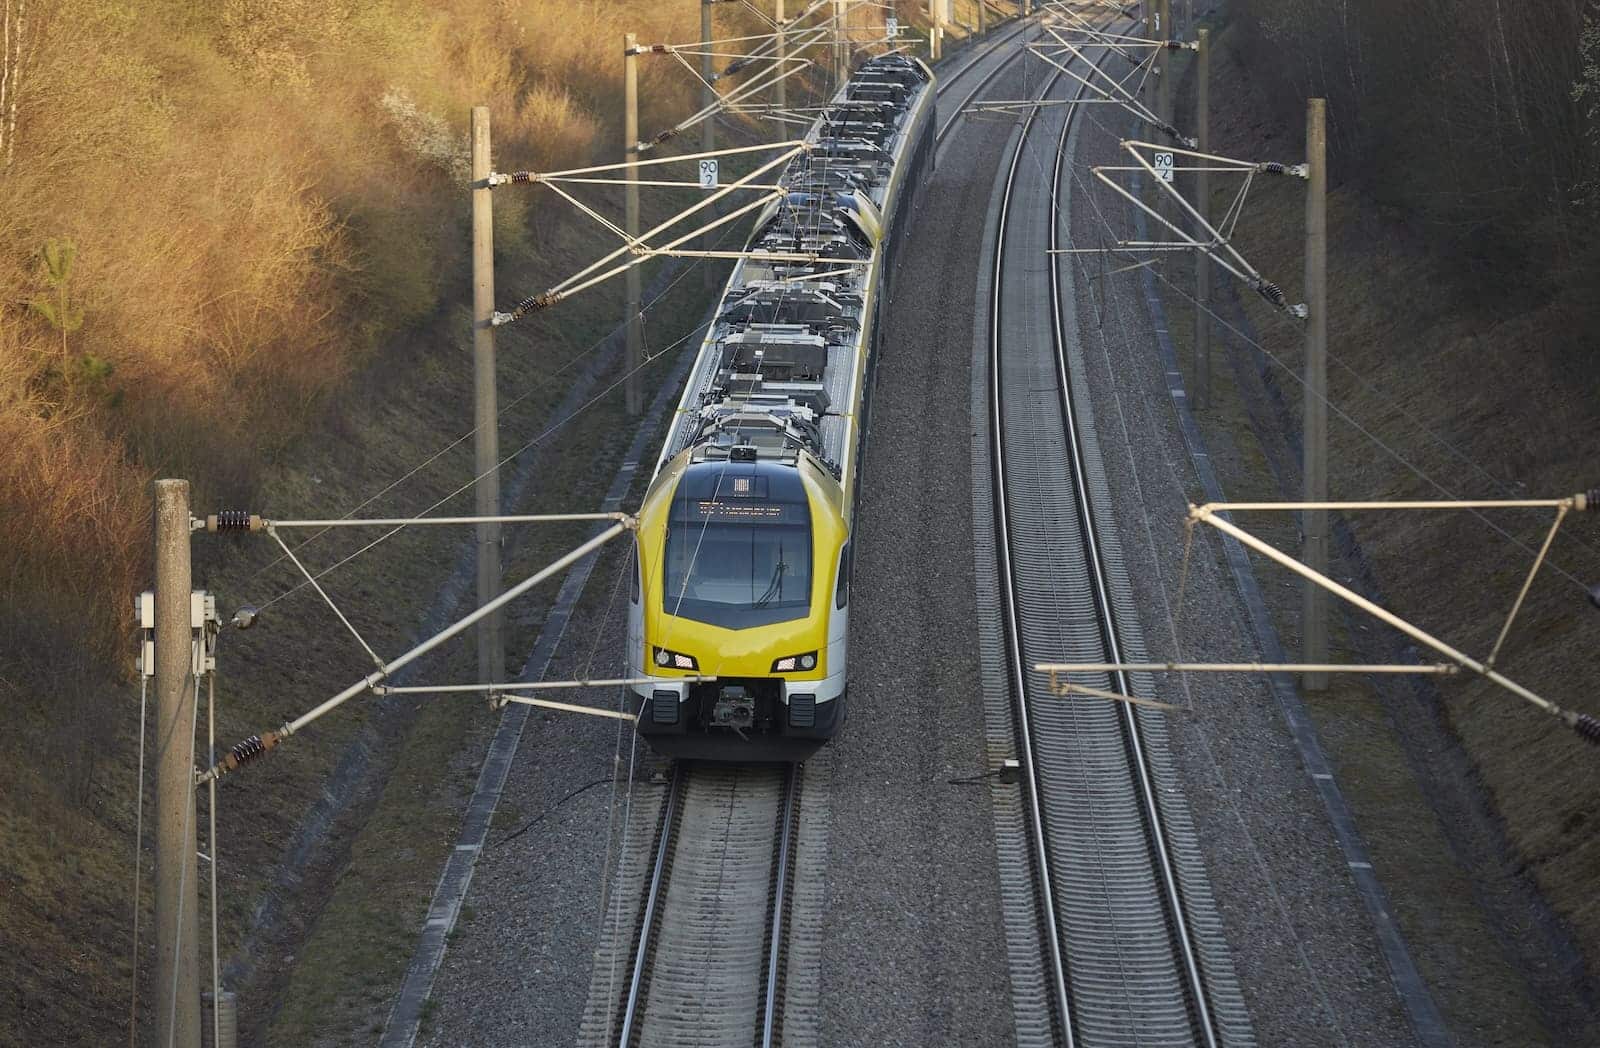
[628,450,850,761]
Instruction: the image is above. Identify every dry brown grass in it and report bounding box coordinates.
[0,2,725,1042]
[0,0,710,660]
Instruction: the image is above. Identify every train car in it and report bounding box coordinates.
[625,53,937,760]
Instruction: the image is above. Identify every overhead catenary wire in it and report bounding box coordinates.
[991,23,1241,1041]
[1059,94,1600,603]
[250,66,813,589]
[1067,215,1362,1040]
[254,315,711,615]
[249,222,738,614]
[227,0,976,759]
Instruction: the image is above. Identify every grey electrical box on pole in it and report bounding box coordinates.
[154,478,201,1048]
[470,106,504,689]
[1303,97,1330,690]
[624,34,644,417]
[1194,28,1210,409]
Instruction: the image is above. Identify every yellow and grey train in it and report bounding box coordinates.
[626,54,937,760]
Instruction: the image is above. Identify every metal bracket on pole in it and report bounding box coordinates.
[490,141,812,321]
[1182,496,1600,745]
[990,6,1195,144]
[196,518,638,785]
[1079,140,1308,318]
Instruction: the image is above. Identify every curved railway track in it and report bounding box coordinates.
[987,17,1253,1048]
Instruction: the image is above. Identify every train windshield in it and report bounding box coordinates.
[662,465,813,629]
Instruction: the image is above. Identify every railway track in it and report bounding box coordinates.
[578,33,1056,1047]
[986,17,1254,1048]
[584,763,801,1048]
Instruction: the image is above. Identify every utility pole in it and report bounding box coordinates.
[1303,97,1329,691]
[834,0,848,87]
[1141,2,1153,116]
[154,478,200,1048]
[1193,27,1210,409]
[623,34,644,417]
[978,0,986,37]
[930,0,942,61]
[774,0,786,112]
[1152,0,1172,233]
[470,107,503,689]
[1157,0,1171,130]
[701,0,717,289]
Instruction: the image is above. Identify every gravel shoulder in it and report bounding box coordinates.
[811,49,1044,1048]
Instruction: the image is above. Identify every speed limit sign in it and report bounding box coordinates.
[886,15,899,36]
[699,159,719,189]
[1153,152,1174,183]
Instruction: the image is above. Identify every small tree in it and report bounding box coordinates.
[28,237,82,366]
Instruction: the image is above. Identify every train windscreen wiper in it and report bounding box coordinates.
[753,541,787,608]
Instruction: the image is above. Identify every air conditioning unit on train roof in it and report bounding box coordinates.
[716,327,828,382]
[720,285,850,327]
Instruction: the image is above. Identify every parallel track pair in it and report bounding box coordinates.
[987,19,1250,1047]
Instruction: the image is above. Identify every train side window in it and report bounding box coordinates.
[630,544,641,605]
[835,542,852,609]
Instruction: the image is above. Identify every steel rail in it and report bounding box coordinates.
[988,42,1081,1048]
[1043,31,1219,1047]
[614,763,685,1048]
[759,766,802,1048]
[609,763,802,1048]
[990,13,1221,1046]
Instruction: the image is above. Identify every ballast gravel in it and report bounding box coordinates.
[407,29,1427,1048]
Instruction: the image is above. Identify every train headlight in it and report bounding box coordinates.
[652,646,698,671]
[771,651,818,673]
